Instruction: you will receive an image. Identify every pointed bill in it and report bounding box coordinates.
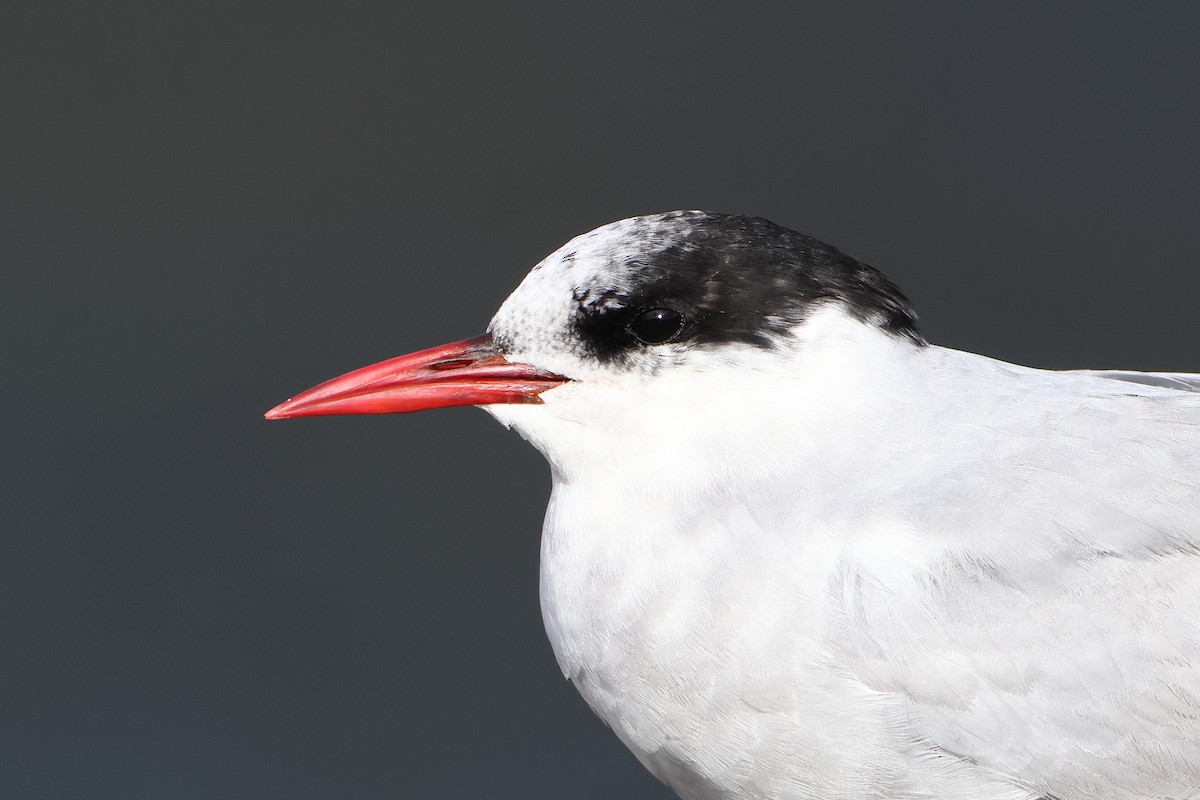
[265,334,567,419]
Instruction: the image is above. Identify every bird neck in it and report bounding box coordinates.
[491,308,928,496]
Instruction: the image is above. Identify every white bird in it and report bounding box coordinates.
[266,211,1200,800]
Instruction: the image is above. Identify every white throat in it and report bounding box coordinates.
[484,308,929,673]
[481,310,1025,798]
[486,306,924,491]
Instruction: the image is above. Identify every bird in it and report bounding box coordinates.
[266,211,1200,800]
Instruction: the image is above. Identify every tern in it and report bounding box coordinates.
[266,211,1200,800]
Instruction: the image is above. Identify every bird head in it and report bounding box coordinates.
[266,211,924,483]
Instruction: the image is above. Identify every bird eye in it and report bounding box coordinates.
[628,307,685,345]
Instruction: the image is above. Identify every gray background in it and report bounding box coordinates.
[4,2,1198,798]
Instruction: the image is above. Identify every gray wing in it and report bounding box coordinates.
[840,358,1200,799]
[1076,369,1200,393]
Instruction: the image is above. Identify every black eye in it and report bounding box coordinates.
[628,307,685,344]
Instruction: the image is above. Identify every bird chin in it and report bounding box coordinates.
[479,384,593,472]
[481,389,562,436]
[479,402,524,432]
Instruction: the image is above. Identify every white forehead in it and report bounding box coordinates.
[487,213,699,362]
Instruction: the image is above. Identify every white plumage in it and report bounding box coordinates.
[269,210,1200,799]
[481,214,1200,799]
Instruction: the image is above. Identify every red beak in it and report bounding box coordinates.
[265,333,568,420]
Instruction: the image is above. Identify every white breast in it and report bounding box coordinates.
[537,474,1041,800]
[487,309,1200,799]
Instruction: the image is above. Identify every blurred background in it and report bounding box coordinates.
[3,2,1198,798]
